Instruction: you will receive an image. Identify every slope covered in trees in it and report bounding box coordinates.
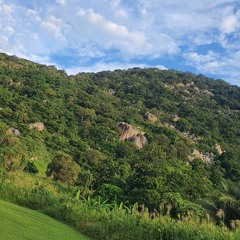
[0,53,240,238]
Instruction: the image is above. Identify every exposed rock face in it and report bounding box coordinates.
[29,122,45,131]
[164,122,176,129]
[145,112,158,123]
[202,89,214,96]
[108,89,116,96]
[172,114,179,122]
[176,83,185,87]
[188,149,215,164]
[117,122,147,148]
[132,134,148,148]
[180,131,201,143]
[7,127,20,136]
[186,81,194,87]
[117,122,143,141]
[215,144,223,155]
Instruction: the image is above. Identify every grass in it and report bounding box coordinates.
[0,200,90,240]
[1,176,240,240]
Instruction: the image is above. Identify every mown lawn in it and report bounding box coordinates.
[0,200,90,240]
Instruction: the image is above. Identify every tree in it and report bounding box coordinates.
[96,183,124,203]
[24,161,39,174]
[215,181,240,226]
[46,153,80,185]
[76,169,94,189]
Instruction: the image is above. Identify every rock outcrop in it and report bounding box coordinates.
[117,122,148,148]
[188,149,215,164]
[145,112,158,123]
[108,89,116,96]
[7,127,20,136]
[215,144,223,155]
[29,122,45,131]
[132,134,148,148]
[172,114,179,122]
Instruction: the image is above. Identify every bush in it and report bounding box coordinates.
[46,153,80,185]
[24,161,39,174]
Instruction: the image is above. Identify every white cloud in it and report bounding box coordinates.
[184,51,217,64]
[17,53,55,66]
[184,51,221,72]
[76,8,179,57]
[76,44,105,59]
[184,50,240,85]
[3,27,14,36]
[78,8,146,47]
[114,9,128,18]
[219,7,240,35]
[221,15,239,33]
[41,16,66,41]
[109,0,128,18]
[65,61,167,75]
[26,9,41,22]
[111,0,121,8]
[56,0,65,5]
[156,65,168,70]
[0,4,12,15]
[0,36,10,48]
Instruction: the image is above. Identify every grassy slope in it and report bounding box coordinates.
[0,200,90,240]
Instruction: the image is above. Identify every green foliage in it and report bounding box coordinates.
[0,183,239,240]
[76,169,94,189]
[96,183,124,203]
[218,149,240,181]
[46,153,80,184]
[24,161,39,174]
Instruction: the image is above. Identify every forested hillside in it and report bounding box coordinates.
[0,52,240,239]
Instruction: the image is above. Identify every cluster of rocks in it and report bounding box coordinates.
[7,127,21,136]
[180,131,201,144]
[188,144,223,164]
[164,82,194,90]
[29,122,45,131]
[188,149,215,164]
[6,122,45,138]
[163,123,176,129]
[117,122,148,148]
[165,81,214,106]
[145,112,158,123]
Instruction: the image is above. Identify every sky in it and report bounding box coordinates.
[0,0,240,86]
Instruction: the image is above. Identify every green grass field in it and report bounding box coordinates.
[0,200,90,240]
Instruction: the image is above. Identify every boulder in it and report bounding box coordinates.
[176,83,185,87]
[117,122,143,141]
[132,134,148,148]
[215,144,223,155]
[29,122,45,131]
[145,112,158,123]
[7,127,20,136]
[172,114,179,122]
[117,122,147,148]
[108,89,116,96]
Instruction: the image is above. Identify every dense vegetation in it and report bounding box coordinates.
[0,52,239,239]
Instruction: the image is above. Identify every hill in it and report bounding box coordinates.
[0,52,240,239]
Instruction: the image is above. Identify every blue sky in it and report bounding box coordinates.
[0,0,240,86]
